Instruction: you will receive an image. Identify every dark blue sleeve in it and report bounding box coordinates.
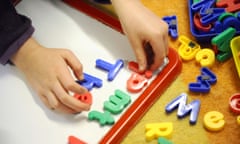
[93,0,111,4]
[0,0,34,65]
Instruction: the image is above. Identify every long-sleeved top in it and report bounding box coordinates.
[94,0,111,4]
[0,0,34,65]
[0,0,113,65]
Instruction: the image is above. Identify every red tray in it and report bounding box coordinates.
[63,0,123,33]
[63,1,182,143]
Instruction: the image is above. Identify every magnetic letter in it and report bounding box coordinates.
[104,89,131,114]
[127,73,148,93]
[145,122,173,141]
[88,110,115,126]
[165,93,201,124]
[96,59,124,81]
[203,111,225,131]
[76,73,103,91]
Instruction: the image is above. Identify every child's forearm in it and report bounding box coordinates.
[111,0,141,13]
[110,0,142,31]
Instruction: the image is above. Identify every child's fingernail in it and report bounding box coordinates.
[74,112,82,115]
[139,65,145,72]
[79,74,84,80]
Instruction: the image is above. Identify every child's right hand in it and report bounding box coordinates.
[11,37,91,114]
[111,0,169,72]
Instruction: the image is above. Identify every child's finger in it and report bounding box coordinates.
[149,39,166,71]
[129,37,147,72]
[57,61,88,95]
[53,82,90,112]
[61,49,84,80]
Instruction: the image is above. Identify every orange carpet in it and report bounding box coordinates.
[66,0,240,143]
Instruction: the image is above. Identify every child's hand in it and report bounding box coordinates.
[11,38,90,114]
[111,0,169,71]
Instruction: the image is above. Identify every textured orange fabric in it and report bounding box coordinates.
[123,1,240,144]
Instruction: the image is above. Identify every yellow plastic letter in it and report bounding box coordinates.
[203,111,225,131]
[145,122,173,141]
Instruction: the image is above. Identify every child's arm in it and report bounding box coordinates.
[111,0,169,72]
[11,37,91,114]
[1,0,90,114]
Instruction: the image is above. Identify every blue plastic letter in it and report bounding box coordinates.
[165,93,201,124]
[96,59,124,81]
[76,73,103,91]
